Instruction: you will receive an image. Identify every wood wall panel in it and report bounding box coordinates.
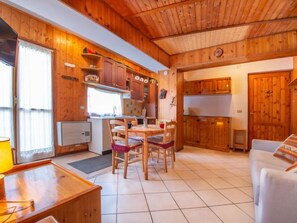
[170,31,297,71]
[60,0,169,67]
[291,57,297,134]
[0,3,156,155]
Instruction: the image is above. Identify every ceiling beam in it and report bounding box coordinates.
[152,16,297,41]
[126,0,202,19]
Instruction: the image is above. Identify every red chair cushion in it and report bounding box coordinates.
[112,139,142,152]
[148,136,174,149]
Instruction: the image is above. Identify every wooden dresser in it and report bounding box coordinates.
[0,160,101,223]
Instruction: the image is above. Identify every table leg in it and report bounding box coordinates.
[143,135,148,180]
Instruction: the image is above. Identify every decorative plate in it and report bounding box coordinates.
[140,77,144,82]
[144,79,149,83]
[214,48,224,57]
[135,75,140,80]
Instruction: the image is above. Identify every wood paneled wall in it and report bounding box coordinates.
[60,0,169,67]
[292,57,297,134]
[0,3,156,155]
[170,31,297,71]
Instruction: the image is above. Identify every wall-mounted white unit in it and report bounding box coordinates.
[57,121,91,146]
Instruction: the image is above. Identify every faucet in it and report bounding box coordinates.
[112,106,117,116]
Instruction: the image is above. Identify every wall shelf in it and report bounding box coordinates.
[81,67,102,72]
[81,53,102,59]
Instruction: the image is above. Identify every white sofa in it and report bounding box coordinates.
[250,139,297,223]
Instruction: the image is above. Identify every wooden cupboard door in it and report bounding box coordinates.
[201,79,214,94]
[114,62,126,89]
[211,118,230,151]
[131,79,144,100]
[198,117,210,147]
[101,57,114,86]
[183,117,196,145]
[184,81,201,95]
[147,83,158,117]
[215,78,231,94]
[248,71,291,148]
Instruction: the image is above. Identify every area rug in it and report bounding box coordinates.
[68,153,122,174]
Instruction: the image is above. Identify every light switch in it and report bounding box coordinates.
[80,106,85,110]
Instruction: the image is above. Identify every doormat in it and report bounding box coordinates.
[68,153,123,174]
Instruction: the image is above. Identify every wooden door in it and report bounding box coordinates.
[101,57,114,87]
[131,79,144,100]
[146,82,158,117]
[114,62,126,89]
[248,71,291,148]
[210,118,230,151]
[183,116,196,145]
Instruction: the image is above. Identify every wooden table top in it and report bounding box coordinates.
[0,160,100,222]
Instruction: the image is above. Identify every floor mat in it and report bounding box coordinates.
[68,153,122,174]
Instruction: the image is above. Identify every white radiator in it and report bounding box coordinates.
[57,121,91,146]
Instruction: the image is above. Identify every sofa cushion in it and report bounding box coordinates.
[250,149,290,169]
[273,134,297,164]
[286,162,297,172]
[250,159,287,205]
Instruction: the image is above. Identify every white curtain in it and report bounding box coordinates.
[0,61,14,147]
[17,40,54,163]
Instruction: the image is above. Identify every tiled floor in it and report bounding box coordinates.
[53,146,254,223]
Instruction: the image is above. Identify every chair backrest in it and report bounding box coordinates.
[108,119,129,146]
[163,121,177,144]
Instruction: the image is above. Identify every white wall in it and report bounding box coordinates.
[184,57,293,131]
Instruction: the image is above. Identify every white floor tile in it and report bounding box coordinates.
[141,181,168,193]
[146,193,179,211]
[163,180,192,192]
[195,190,232,206]
[218,188,253,203]
[102,214,116,223]
[171,191,206,208]
[98,182,118,195]
[238,187,254,198]
[185,179,213,190]
[182,207,222,223]
[223,176,251,187]
[118,181,143,194]
[117,212,152,223]
[204,177,234,189]
[151,210,188,223]
[117,194,149,213]
[236,202,255,219]
[211,204,254,223]
[102,196,117,214]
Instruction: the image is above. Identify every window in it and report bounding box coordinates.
[87,88,122,116]
[17,40,54,163]
[0,61,14,147]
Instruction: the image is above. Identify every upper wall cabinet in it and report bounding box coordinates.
[101,57,127,90]
[184,77,231,95]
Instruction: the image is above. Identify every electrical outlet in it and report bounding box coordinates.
[237,109,242,113]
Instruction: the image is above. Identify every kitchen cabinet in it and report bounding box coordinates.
[145,82,158,118]
[184,77,231,95]
[81,53,102,82]
[184,80,201,95]
[101,57,127,90]
[131,78,144,100]
[183,115,230,151]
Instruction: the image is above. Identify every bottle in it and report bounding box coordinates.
[143,117,147,128]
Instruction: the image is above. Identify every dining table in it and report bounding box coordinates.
[128,124,164,180]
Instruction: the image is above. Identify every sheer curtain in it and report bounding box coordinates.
[0,61,14,147]
[87,87,122,116]
[17,40,54,163]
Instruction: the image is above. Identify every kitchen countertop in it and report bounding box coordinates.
[89,115,158,120]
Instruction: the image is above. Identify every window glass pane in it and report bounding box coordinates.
[17,40,54,162]
[0,61,14,146]
[87,88,122,116]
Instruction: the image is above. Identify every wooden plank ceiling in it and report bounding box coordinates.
[104,0,297,55]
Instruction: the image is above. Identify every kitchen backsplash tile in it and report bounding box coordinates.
[123,99,142,116]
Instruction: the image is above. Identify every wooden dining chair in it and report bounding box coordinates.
[108,119,143,178]
[147,121,177,172]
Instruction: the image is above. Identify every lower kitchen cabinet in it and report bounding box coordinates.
[183,116,230,151]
